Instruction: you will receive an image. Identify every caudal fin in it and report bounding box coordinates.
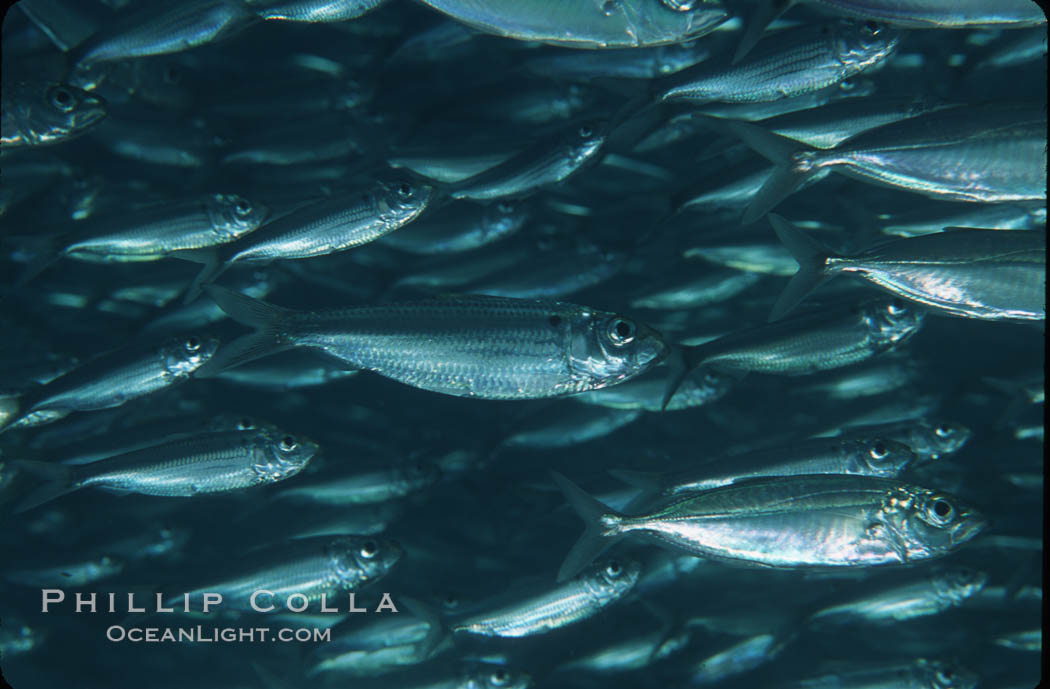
[722,120,823,224]
[400,597,447,661]
[768,214,836,321]
[13,460,79,513]
[732,0,798,64]
[173,248,229,305]
[194,286,294,377]
[550,471,622,582]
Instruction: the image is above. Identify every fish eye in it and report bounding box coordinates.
[606,318,636,345]
[360,540,378,559]
[935,425,951,437]
[839,80,856,91]
[238,417,255,430]
[703,370,719,385]
[578,124,593,138]
[279,436,298,452]
[928,498,954,523]
[663,0,697,9]
[864,21,880,34]
[234,199,252,216]
[887,299,907,316]
[490,670,510,686]
[184,337,201,352]
[600,0,618,16]
[936,669,955,685]
[497,201,514,213]
[397,182,413,197]
[49,87,75,112]
[606,560,623,577]
[870,442,888,459]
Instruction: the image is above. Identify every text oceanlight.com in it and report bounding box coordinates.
[105,626,332,643]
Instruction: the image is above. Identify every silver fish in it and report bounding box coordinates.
[553,472,986,580]
[733,103,1047,223]
[770,216,1046,321]
[806,566,988,626]
[245,0,389,22]
[661,21,899,103]
[13,427,318,512]
[1,82,107,147]
[197,286,666,400]
[274,460,440,505]
[174,535,402,611]
[451,558,640,637]
[182,178,431,301]
[378,201,528,255]
[0,336,218,434]
[415,0,729,49]
[775,658,978,689]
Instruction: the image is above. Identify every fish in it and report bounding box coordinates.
[0,336,218,434]
[732,103,1047,222]
[377,200,528,255]
[14,193,268,284]
[1,82,108,147]
[770,215,1046,321]
[774,658,979,689]
[450,558,640,637]
[806,566,988,626]
[553,471,986,580]
[414,0,729,49]
[196,286,666,400]
[661,21,899,104]
[13,426,318,512]
[244,0,390,22]
[273,460,440,506]
[180,178,431,301]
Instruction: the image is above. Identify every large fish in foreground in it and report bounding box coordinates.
[198,286,666,399]
[553,472,986,581]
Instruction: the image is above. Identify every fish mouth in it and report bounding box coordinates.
[953,514,989,545]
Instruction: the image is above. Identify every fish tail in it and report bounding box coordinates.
[13,460,80,513]
[194,285,294,377]
[550,471,622,582]
[722,120,820,224]
[732,0,798,64]
[768,214,837,321]
[173,248,228,305]
[400,596,448,661]
[608,469,662,513]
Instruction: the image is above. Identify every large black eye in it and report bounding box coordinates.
[935,425,951,438]
[49,87,75,112]
[238,417,255,430]
[234,199,251,216]
[606,318,636,345]
[279,436,298,452]
[360,541,378,559]
[606,560,622,577]
[887,299,907,317]
[578,124,593,138]
[929,499,954,523]
[600,1,617,16]
[184,337,201,352]
[870,442,888,459]
[864,21,880,34]
[490,670,510,687]
[397,183,413,197]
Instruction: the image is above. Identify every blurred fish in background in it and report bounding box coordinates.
[0,0,1044,688]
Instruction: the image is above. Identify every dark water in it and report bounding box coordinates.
[0,2,1045,688]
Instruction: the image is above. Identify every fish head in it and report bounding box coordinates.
[924,420,972,459]
[206,193,269,242]
[376,179,432,226]
[857,438,915,476]
[31,83,108,144]
[254,430,318,482]
[833,76,877,100]
[835,20,901,71]
[867,298,925,348]
[915,659,978,689]
[162,335,220,377]
[483,201,529,241]
[932,566,988,603]
[568,310,667,389]
[327,536,402,589]
[466,664,532,689]
[893,487,987,558]
[581,557,641,602]
[564,120,608,165]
